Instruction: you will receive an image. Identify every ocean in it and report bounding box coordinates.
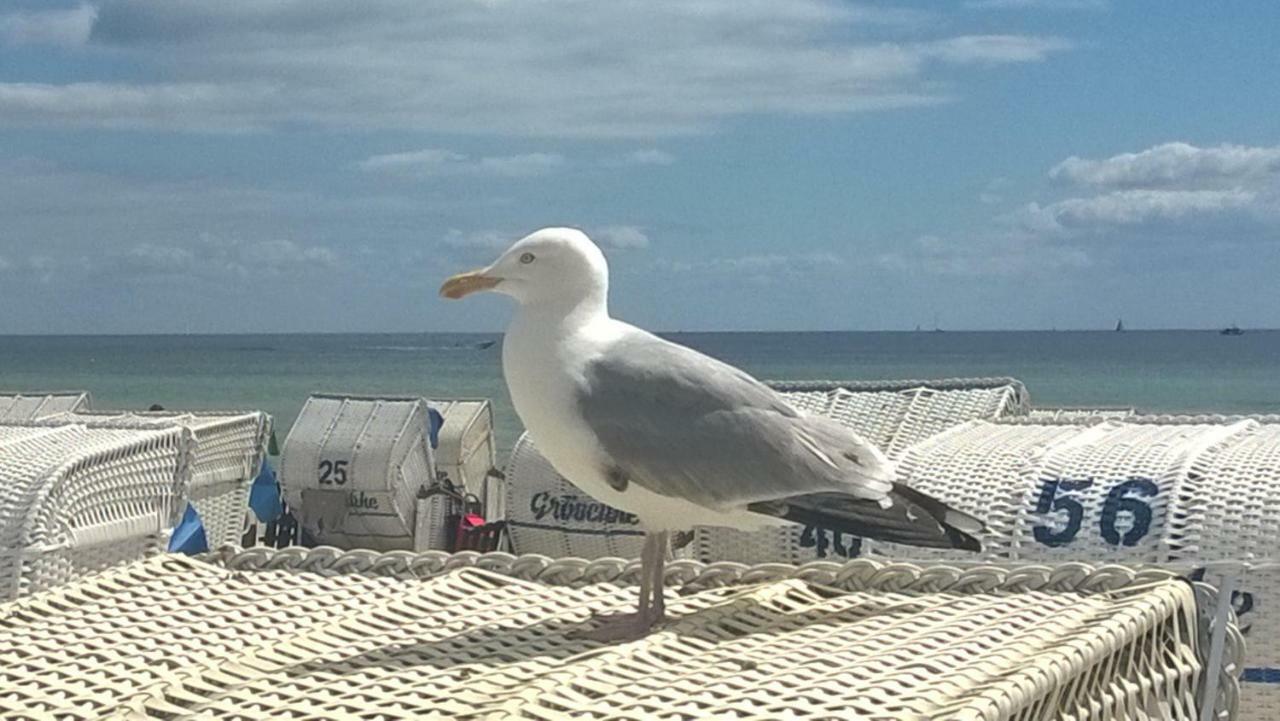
[2,331,1277,453]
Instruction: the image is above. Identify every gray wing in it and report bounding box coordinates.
[576,330,895,510]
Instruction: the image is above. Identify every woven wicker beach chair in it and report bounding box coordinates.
[281,394,439,551]
[861,413,1280,721]
[0,390,90,420]
[0,421,191,600]
[0,547,1243,720]
[279,394,500,553]
[432,399,501,521]
[39,410,272,550]
[504,377,1030,563]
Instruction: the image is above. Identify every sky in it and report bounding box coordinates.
[0,1,1277,334]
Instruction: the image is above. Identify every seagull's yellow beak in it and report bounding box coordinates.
[440,269,501,299]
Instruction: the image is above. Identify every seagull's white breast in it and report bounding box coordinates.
[503,310,618,497]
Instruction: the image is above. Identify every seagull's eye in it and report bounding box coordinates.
[519,252,536,264]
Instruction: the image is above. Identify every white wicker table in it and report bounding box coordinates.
[0,548,1240,720]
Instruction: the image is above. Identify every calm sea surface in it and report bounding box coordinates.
[2,331,1277,453]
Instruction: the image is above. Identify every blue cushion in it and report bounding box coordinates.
[168,503,209,554]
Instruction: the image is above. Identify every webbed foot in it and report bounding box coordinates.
[569,610,663,642]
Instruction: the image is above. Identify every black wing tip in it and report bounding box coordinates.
[892,482,986,552]
[751,493,986,553]
[944,525,983,553]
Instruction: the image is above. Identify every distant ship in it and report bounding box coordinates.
[1114,319,1125,332]
[1220,324,1244,336]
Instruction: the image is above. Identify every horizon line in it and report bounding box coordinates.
[1,327,1275,337]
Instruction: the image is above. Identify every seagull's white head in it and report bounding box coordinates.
[440,227,609,310]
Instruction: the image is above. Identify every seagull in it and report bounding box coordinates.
[441,227,983,641]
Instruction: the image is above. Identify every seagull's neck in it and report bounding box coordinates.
[503,291,616,453]
[514,292,611,337]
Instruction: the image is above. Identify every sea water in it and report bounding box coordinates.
[2,330,1277,453]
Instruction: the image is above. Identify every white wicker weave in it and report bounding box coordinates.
[0,547,1243,720]
[39,410,271,549]
[0,390,90,420]
[0,421,191,600]
[866,415,1280,721]
[768,377,1030,457]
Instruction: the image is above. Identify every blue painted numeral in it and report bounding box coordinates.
[1032,477,1159,548]
[1100,477,1158,546]
[1032,479,1093,547]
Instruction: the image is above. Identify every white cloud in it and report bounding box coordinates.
[0,253,87,284]
[659,251,847,284]
[923,35,1072,65]
[878,233,1090,277]
[0,1,1071,137]
[883,140,1280,277]
[441,226,650,255]
[359,149,466,173]
[1050,142,1280,189]
[124,243,195,273]
[359,149,565,178]
[1033,142,1280,231]
[610,149,677,167]
[0,81,277,133]
[115,236,338,280]
[0,4,97,47]
[476,153,565,177]
[965,0,1106,10]
[1045,189,1258,227]
[240,238,339,270]
[979,177,1010,204]
[440,229,513,252]
[595,225,650,250]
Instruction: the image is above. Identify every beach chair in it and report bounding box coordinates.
[861,413,1280,721]
[432,399,502,522]
[504,377,1029,561]
[0,420,190,600]
[40,410,272,550]
[0,390,90,420]
[0,548,1241,720]
[279,393,501,553]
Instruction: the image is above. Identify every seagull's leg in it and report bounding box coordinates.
[570,532,662,642]
[648,530,669,626]
[635,531,656,619]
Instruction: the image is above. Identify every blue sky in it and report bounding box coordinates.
[1,0,1277,333]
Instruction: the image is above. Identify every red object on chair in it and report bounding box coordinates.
[455,513,487,550]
